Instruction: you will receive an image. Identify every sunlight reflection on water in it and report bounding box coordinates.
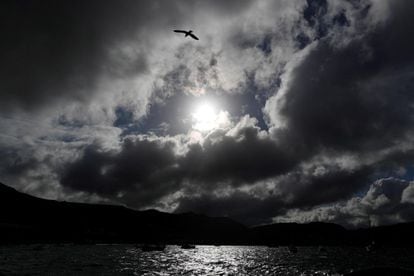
[117,245,414,275]
[1,244,414,275]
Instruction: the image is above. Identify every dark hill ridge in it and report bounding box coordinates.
[1,182,414,246]
[0,182,248,244]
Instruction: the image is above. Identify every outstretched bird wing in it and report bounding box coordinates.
[174,30,187,34]
[189,33,199,40]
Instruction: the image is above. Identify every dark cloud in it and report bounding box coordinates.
[275,177,414,228]
[59,124,296,209]
[0,0,141,110]
[277,165,372,208]
[60,138,179,206]
[180,126,295,185]
[0,0,252,111]
[270,0,414,156]
[3,0,414,228]
[59,122,374,225]
[175,164,373,226]
[175,192,284,226]
[175,0,414,224]
[0,148,39,178]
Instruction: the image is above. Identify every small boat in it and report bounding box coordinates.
[140,244,166,252]
[181,244,196,249]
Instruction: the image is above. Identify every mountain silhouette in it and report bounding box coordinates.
[0,182,247,244]
[1,182,414,246]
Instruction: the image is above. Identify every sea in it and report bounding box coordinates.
[1,244,413,275]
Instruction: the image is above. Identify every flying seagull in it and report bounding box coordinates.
[174,29,199,40]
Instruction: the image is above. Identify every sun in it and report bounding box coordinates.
[192,103,217,132]
[191,102,231,132]
[193,104,215,123]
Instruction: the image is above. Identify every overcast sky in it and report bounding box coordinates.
[1,0,414,227]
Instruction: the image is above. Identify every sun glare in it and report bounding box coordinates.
[192,103,217,132]
[192,102,233,132]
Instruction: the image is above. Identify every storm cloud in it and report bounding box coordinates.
[1,0,414,227]
[0,0,253,111]
[60,122,296,209]
[274,177,414,228]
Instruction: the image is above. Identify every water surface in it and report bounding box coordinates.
[1,244,413,275]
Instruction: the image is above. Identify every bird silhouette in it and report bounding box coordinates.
[174,30,199,40]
